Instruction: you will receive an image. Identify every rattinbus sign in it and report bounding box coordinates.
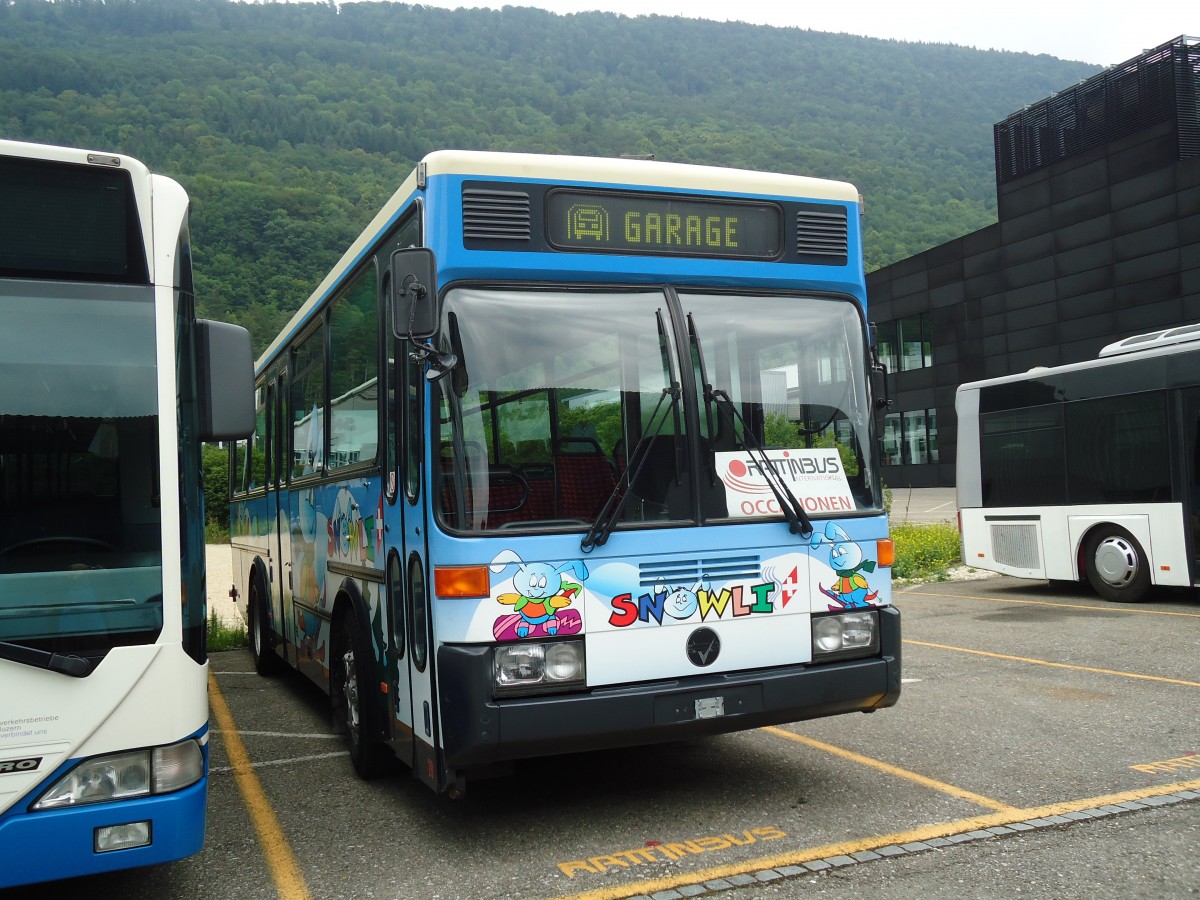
[715,448,855,517]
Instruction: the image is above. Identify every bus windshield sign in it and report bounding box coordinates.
[546,189,782,259]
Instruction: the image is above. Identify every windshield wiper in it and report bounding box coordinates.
[581,380,681,553]
[687,313,813,540]
[709,388,813,538]
[0,640,94,677]
[581,309,681,553]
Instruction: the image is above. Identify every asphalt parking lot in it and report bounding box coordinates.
[8,569,1196,900]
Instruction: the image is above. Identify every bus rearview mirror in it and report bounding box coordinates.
[196,319,255,441]
[390,247,439,340]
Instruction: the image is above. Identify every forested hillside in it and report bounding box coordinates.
[0,0,1098,353]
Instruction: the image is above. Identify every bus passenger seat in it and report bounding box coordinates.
[554,439,617,520]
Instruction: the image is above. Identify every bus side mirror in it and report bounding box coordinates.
[390,247,439,340]
[867,324,891,411]
[196,319,255,441]
[872,363,892,411]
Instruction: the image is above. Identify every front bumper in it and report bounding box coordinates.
[438,605,900,769]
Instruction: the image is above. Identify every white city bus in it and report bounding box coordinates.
[0,138,253,887]
[956,323,1200,602]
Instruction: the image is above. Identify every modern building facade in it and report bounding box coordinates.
[867,35,1200,487]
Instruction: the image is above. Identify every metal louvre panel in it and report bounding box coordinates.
[461,189,531,241]
[638,555,762,589]
[994,35,1199,185]
[795,207,848,260]
[990,522,1041,570]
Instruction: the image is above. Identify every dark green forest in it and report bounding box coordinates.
[0,0,1098,354]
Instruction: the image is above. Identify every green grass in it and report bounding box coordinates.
[891,521,962,583]
[207,610,247,652]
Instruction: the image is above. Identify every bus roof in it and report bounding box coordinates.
[0,137,152,179]
[258,150,861,369]
[956,319,1200,394]
[417,149,860,203]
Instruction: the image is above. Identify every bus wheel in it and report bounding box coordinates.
[333,604,390,779]
[248,577,281,675]
[1084,527,1150,603]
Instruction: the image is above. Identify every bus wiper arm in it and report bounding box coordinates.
[709,388,814,539]
[686,313,811,539]
[0,640,94,677]
[581,381,681,553]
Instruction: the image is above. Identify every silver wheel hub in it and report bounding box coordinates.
[342,649,361,739]
[1093,536,1138,587]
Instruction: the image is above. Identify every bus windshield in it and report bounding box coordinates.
[0,282,164,658]
[435,287,878,534]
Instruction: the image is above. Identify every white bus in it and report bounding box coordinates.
[956,323,1200,602]
[0,138,253,887]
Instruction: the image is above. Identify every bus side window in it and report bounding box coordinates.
[291,327,326,478]
[329,263,380,470]
[247,384,268,492]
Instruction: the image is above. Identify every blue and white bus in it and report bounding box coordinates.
[0,138,253,887]
[228,150,898,795]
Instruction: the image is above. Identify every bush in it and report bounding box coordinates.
[201,443,230,534]
[205,519,230,544]
[891,521,961,582]
[207,610,247,652]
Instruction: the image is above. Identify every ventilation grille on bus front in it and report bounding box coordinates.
[638,555,762,589]
[796,206,848,263]
[462,189,532,241]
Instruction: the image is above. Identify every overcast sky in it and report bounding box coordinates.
[369,0,1196,66]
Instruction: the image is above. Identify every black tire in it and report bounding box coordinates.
[332,602,391,779]
[1084,526,1150,603]
[248,576,282,675]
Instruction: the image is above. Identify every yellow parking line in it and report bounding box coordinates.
[550,777,1200,900]
[905,640,1200,688]
[208,672,312,900]
[902,589,1200,618]
[763,727,1016,812]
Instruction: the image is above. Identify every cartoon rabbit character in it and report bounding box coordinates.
[658,581,703,620]
[810,522,878,610]
[490,549,588,639]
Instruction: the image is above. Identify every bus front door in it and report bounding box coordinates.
[389,350,439,790]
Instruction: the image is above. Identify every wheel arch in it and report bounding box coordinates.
[1077,520,1152,602]
[329,577,390,743]
[1069,515,1155,580]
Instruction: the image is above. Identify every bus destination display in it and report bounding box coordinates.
[546,190,782,259]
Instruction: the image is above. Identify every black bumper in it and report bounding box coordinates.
[437,605,901,769]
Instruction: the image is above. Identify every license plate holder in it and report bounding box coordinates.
[694,696,725,719]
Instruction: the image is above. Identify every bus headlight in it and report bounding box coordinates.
[811,610,879,661]
[493,640,585,696]
[32,739,204,811]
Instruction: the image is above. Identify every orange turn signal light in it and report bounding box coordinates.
[434,565,491,598]
[876,538,895,567]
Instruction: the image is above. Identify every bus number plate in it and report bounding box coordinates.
[695,696,725,719]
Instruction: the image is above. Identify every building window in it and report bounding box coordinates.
[876,313,932,373]
[876,321,898,374]
[883,407,938,466]
[899,313,933,371]
[881,412,901,465]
